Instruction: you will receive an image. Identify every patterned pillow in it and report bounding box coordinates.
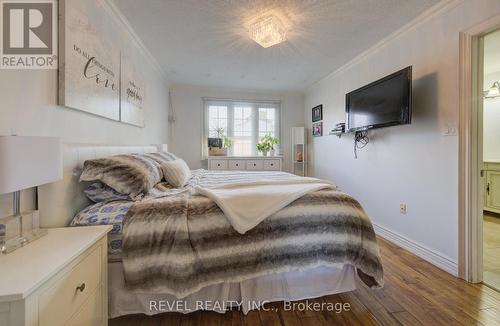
[84,182,131,203]
[70,201,133,234]
[143,151,178,166]
[80,154,163,198]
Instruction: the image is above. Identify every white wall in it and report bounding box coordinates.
[305,0,500,270]
[484,71,500,162]
[169,85,304,173]
[0,34,169,218]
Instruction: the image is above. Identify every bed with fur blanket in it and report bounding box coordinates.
[121,170,383,298]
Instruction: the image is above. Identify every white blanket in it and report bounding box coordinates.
[195,177,336,234]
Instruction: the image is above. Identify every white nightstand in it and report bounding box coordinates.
[0,226,111,326]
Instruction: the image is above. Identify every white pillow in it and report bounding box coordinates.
[161,159,191,188]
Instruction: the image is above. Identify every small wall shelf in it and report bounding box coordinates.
[292,127,306,176]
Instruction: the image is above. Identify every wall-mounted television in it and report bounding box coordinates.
[346,66,412,132]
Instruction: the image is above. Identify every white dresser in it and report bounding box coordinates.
[208,156,283,171]
[0,226,111,326]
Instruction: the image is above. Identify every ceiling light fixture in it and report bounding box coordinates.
[249,15,286,48]
[484,81,500,99]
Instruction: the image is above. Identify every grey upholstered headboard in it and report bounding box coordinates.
[38,144,158,228]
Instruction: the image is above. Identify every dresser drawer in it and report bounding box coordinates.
[246,160,263,170]
[39,245,102,326]
[228,160,245,170]
[209,159,228,170]
[263,159,281,171]
[67,288,103,326]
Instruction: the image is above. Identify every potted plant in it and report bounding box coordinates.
[259,134,280,156]
[268,135,280,156]
[256,134,279,156]
[209,128,231,156]
[256,142,270,156]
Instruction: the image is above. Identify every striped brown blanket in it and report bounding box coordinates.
[122,170,384,298]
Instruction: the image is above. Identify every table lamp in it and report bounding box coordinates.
[0,136,62,254]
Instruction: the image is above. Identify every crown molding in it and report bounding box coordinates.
[103,0,169,83]
[306,0,464,91]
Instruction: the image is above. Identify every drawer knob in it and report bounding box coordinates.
[236,164,239,166]
[271,164,274,166]
[253,164,256,166]
[217,164,220,166]
[76,283,86,292]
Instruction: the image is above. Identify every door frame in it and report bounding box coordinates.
[459,14,500,282]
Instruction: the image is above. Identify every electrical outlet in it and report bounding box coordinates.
[400,204,407,215]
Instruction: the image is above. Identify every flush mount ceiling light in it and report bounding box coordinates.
[484,81,500,99]
[249,14,286,48]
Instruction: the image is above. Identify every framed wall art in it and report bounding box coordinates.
[312,121,323,137]
[312,105,322,122]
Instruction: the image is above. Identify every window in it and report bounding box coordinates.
[204,100,280,156]
[208,105,227,137]
[259,107,276,138]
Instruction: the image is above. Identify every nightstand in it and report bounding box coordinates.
[0,226,111,326]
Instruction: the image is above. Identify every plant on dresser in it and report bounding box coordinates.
[256,134,280,156]
[208,128,233,156]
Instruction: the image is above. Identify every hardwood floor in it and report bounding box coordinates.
[484,212,500,290]
[110,237,500,325]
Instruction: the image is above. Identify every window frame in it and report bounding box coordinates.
[202,98,281,158]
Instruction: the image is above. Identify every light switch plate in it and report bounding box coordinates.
[443,124,458,136]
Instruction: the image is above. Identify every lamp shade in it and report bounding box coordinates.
[0,136,62,195]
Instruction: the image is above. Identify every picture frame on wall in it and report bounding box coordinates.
[312,105,323,122]
[312,121,323,137]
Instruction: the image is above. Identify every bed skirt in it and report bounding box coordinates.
[108,262,357,318]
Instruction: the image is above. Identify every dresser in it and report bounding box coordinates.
[0,226,111,326]
[484,162,500,214]
[208,156,283,171]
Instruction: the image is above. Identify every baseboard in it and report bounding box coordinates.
[373,223,458,277]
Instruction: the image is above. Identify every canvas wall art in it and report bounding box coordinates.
[59,0,146,127]
[59,0,120,120]
[120,54,145,127]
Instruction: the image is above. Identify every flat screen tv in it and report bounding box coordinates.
[346,66,412,132]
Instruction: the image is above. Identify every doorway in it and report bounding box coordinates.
[482,28,500,289]
[458,13,500,284]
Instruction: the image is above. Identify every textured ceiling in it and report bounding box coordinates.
[114,0,439,91]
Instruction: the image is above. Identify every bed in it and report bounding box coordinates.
[38,144,383,318]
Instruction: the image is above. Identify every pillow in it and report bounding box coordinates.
[80,154,163,198]
[70,200,133,234]
[160,159,191,188]
[84,182,131,203]
[143,151,178,166]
